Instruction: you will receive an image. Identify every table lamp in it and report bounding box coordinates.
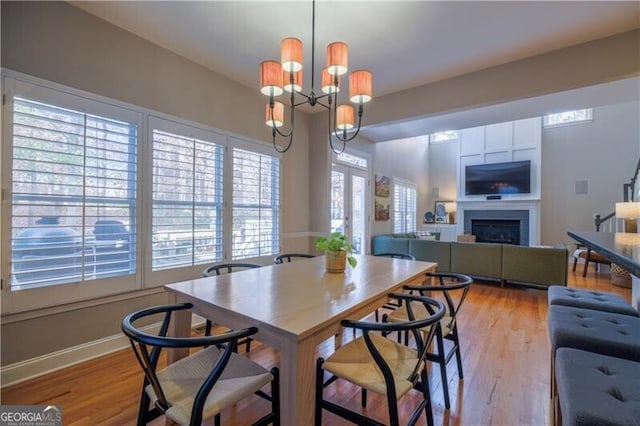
[615,201,640,232]
[444,202,457,224]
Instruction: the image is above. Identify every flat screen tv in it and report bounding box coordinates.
[465,160,531,196]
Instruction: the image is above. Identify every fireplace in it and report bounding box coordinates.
[463,209,530,245]
[472,219,520,245]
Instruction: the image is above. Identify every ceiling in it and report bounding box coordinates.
[71,1,640,141]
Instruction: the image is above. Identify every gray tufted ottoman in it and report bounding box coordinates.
[555,348,640,426]
[548,305,640,399]
[548,286,639,317]
[548,305,640,360]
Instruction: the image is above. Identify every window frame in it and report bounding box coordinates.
[229,136,282,263]
[1,69,283,313]
[543,108,593,128]
[2,74,144,313]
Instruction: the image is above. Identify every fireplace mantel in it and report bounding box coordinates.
[455,199,540,246]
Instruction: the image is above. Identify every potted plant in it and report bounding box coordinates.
[315,232,357,273]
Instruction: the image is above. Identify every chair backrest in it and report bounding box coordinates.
[405,272,472,330]
[341,294,445,391]
[202,262,261,277]
[274,253,315,264]
[373,252,415,260]
[121,303,258,424]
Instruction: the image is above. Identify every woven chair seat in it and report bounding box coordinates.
[147,346,273,425]
[323,333,421,398]
[386,303,455,335]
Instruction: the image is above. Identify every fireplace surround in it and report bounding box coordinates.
[463,209,530,246]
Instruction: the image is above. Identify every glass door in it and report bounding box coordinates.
[331,164,369,254]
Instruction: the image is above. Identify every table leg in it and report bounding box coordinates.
[279,337,317,426]
[167,294,191,363]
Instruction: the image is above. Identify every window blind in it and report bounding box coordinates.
[151,129,224,270]
[10,97,137,288]
[393,182,417,233]
[232,148,280,259]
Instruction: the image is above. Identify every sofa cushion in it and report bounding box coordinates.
[409,239,451,272]
[502,245,568,287]
[450,242,502,280]
[548,286,638,317]
[555,348,640,426]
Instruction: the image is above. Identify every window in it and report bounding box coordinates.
[393,181,417,233]
[232,146,281,259]
[430,130,458,144]
[150,121,224,271]
[2,71,282,312]
[543,109,593,127]
[336,152,368,169]
[9,96,137,289]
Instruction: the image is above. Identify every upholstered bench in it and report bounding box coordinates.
[547,305,640,399]
[548,305,640,361]
[548,286,639,317]
[554,348,640,426]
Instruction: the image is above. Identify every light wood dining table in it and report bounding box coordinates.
[164,254,437,426]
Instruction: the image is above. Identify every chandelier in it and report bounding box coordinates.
[259,0,373,154]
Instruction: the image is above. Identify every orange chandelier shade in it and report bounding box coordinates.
[265,101,284,128]
[321,67,339,94]
[281,38,303,72]
[284,70,303,93]
[349,70,372,103]
[336,105,355,130]
[326,42,349,76]
[260,61,283,97]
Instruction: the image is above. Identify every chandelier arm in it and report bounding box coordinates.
[269,96,294,139]
[326,94,346,154]
[271,127,294,153]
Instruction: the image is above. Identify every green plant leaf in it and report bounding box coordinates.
[347,256,357,268]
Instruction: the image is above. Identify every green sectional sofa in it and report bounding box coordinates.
[371,234,568,287]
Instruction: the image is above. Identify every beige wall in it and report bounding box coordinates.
[372,137,429,236]
[1,1,311,365]
[1,1,639,368]
[541,101,640,246]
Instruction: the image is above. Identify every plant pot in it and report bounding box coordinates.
[325,250,347,273]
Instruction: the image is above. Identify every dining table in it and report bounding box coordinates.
[164,254,438,426]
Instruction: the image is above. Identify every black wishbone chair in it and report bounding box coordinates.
[372,252,416,321]
[122,303,280,426]
[383,272,472,410]
[273,253,315,264]
[315,294,445,426]
[202,262,261,352]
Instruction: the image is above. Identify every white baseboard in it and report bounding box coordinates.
[1,316,207,388]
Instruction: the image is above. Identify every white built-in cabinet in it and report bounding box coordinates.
[457,117,542,201]
[419,224,457,242]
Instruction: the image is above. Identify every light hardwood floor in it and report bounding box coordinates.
[1,265,632,425]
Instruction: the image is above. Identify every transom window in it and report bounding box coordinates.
[543,109,593,127]
[430,130,459,144]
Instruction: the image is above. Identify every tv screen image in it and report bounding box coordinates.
[465,160,531,196]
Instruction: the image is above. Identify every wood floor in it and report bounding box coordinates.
[1,265,632,425]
